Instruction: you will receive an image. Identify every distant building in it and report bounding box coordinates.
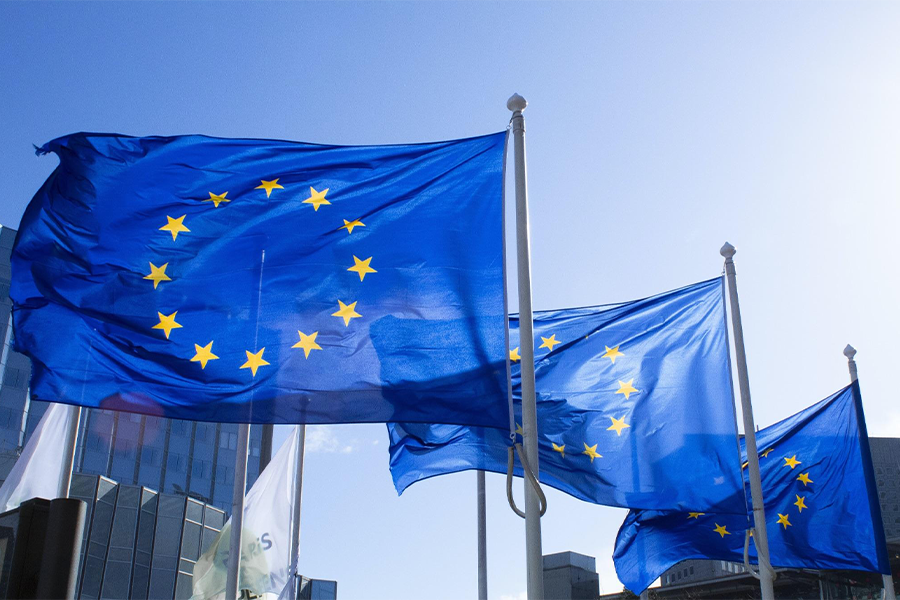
[543,551,600,600]
[0,226,32,485]
[0,224,271,512]
[871,437,900,542]
[69,472,225,600]
[295,576,338,600]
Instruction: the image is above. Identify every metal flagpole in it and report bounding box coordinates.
[508,93,544,600]
[288,424,307,591]
[226,423,251,600]
[720,243,775,600]
[843,345,897,600]
[477,470,488,600]
[58,405,82,498]
[227,249,266,599]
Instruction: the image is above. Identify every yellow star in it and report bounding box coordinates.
[783,455,801,469]
[291,330,322,358]
[760,448,774,458]
[615,379,639,400]
[152,311,182,339]
[777,513,792,529]
[255,179,284,198]
[539,334,561,352]
[552,442,566,458]
[240,348,270,377]
[713,524,731,538]
[607,416,630,436]
[603,345,624,363]
[688,512,705,519]
[191,341,219,369]
[340,219,365,234]
[144,262,171,289]
[582,442,602,463]
[303,186,331,211]
[515,423,524,437]
[332,300,361,326]
[205,191,230,208]
[159,215,190,241]
[794,495,808,513]
[797,472,813,486]
[347,256,377,281]
[509,347,521,362]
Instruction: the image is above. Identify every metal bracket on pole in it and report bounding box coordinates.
[720,242,775,600]
[844,345,897,600]
[508,92,544,600]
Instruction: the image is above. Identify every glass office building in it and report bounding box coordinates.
[0,226,31,487]
[0,224,269,512]
[69,472,226,600]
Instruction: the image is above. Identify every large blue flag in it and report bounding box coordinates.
[12,132,510,426]
[389,278,747,513]
[613,383,891,594]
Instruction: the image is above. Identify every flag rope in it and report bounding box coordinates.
[505,443,547,518]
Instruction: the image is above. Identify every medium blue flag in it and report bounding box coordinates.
[389,278,747,513]
[12,132,510,426]
[613,382,891,594]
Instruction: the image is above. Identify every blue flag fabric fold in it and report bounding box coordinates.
[613,382,891,594]
[12,132,510,426]
[389,278,747,513]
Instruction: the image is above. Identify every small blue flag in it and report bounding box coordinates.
[12,132,510,426]
[613,383,891,594]
[388,278,747,513]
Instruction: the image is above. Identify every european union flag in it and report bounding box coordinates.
[12,132,510,426]
[389,278,747,513]
[613,383,891,594]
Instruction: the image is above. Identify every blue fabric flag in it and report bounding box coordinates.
[389,278,747,513]
[12,132,510,426]
[613,382,891,594]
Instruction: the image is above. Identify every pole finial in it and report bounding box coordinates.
[843,344,857,359]
[720,242,736,259]
[507,93,527,113]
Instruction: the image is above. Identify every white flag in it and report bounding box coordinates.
[192,426,300,600]
[0,401,76,511]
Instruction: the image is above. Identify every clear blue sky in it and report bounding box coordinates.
[3,2,900,598]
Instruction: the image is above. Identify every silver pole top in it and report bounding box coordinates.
[507,93,527,113]
[720,242,736,259]
[843,344,857,359]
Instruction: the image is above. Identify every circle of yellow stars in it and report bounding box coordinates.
[509,336,637,467]
[146,178,376,377]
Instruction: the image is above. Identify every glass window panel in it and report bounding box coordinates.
[148,568,177,600]
[130,564,151,600]
[181,521,202,561]
[204,507,225,529]
[175,572,195,600]
[100,561,132,600]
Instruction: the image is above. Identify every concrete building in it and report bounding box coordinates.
[543,551,600,600]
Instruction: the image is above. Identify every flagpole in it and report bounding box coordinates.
[58,406,82,498]
[508,93,544,600]
[477,469,488,600]
[225,423,251,600]
[288,424,306,587]
[720,243,775,600]
[843,344,897,600]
